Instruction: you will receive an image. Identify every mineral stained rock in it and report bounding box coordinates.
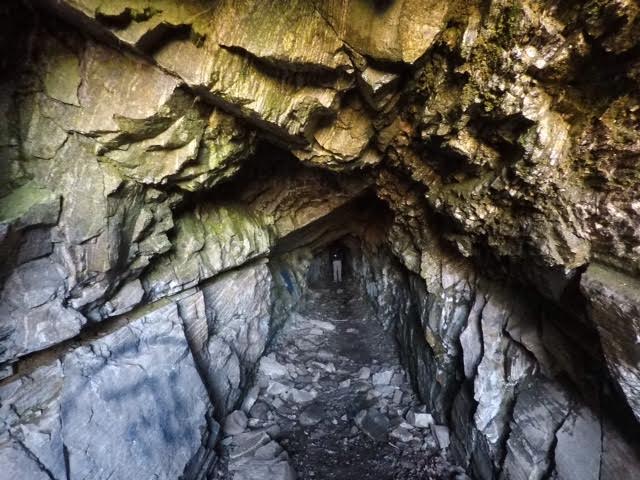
[1,0,640,479]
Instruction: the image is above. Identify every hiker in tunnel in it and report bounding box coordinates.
[331,243,344,283]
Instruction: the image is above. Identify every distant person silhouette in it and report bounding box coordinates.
[331,247,343,283]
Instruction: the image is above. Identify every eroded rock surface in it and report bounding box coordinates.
[1,0,640,479]
[0,301,213,480]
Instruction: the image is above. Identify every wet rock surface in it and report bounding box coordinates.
[216,282,465,480]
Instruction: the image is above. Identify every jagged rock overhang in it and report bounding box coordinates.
[2,1,640,479]
[269,190,392,257]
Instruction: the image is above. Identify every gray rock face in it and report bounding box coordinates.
[0,362,66,480]
[0,25,259,366]
[0,163,349,477]
[62,302,212,480]
[200,262,273,415]
[0,301,214,480]
[100,279,145,318]
[0,258,85,362]
[353,237,640,480]
[581,263,640,422]
[143,205,272,300]
[500,379,569,480]
[32,0,350,145]
[1,1,640,478]
[473,294,537,459]
[553,406,601,480]
[600,417,640,479]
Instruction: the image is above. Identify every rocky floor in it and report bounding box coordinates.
[214,282,468,480]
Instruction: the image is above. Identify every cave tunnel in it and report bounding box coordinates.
[305,238,354,288]
[1,1,640,480]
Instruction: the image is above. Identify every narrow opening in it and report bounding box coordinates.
[306,239,353,289]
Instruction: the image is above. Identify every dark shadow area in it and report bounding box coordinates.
[202,142,366,205]
[372,0,395,13]
[306,239,354,288]
[257,248,459,479]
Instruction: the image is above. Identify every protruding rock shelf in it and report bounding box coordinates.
[1,0,640,479]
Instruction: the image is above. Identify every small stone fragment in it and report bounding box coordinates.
[299,403,324,427]
[372,369,394,385]
[224,410,248,435]
[406,411,434,428]
[241,386,261,413]
[309,319,336,331]
[259,355,290,379]
[288,388,317,404]
[267,381,289,396]
[339,379,351,388]
[433,425,450,449]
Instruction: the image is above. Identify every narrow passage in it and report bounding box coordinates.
[218,281,466,480]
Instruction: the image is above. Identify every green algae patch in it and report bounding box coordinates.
[0,183,61,227]
[43,47,82,106]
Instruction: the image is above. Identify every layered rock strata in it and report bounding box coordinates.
[1,0,639,479]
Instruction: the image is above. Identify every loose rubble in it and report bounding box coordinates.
[216,283,466,479]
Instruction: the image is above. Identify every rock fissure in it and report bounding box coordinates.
[541,406,573,480]
[13,439,58,480]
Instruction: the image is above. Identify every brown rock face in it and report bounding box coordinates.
[1,0,639,479]
[314,0,449,64]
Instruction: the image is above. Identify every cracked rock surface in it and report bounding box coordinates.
[0,301,213,480]
[1,0,640,479]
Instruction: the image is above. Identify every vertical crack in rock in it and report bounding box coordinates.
[62,441,71,480]
[13,438,58,480]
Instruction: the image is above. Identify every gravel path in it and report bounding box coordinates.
[217,282,467,480]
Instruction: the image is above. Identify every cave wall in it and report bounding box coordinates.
[1,0,640,479]
[349,228,640,479]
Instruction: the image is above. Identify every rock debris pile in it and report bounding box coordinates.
[217,284,468,480]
